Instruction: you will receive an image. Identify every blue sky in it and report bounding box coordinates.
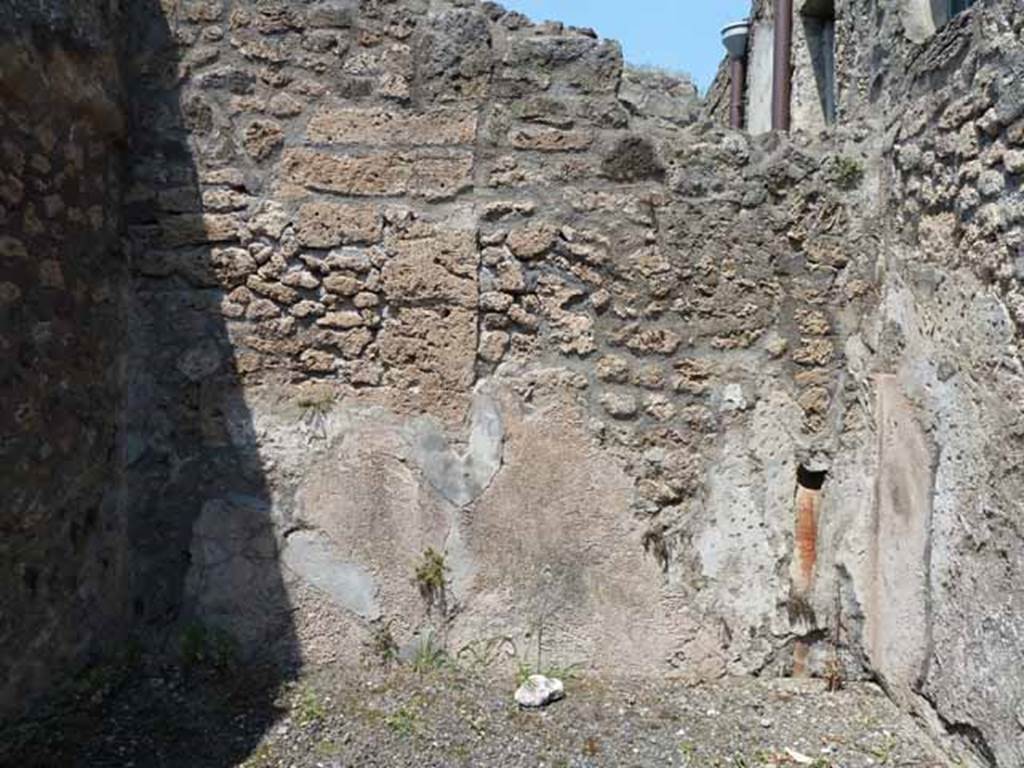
[498,0,752,93]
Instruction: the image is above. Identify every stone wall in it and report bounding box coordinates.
[3,1,1024,766]
[136,0,882,687]
[0,0,127,718]
[143,1,1022,763]
[875,6,1024,764]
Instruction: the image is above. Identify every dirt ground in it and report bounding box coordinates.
[1,662,959,768]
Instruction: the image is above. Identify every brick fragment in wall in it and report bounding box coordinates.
[600,392,638,419]
[792,338,835,367]
[506,222,557,259]
[157,213,240,247]
[376,305,478,393]
[596,355,630,383]
[306,108,478,146]
[317,311,365,329]
[309,327,373,358]
[279,148,473,199]
[623,327,682,356]
[296,202,382,247]
[305,0,358,28]
[322,274,362,296]
[242,119,284,161]
[247,276,298,305]
[381,230,478,308]
[503,35,622,95]
[602,136,664,182]
[508,127,593,152]
[415,8,493,101]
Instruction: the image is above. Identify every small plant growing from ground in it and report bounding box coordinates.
[72,663,124,704]
[385,704,421,737]
[294,685,328,727]
[515,659,535,686]
[513,644,583,686]
[543,662,584,682]
[825,580,845,692]
[868,732,899,765]
[456,634,517,673]
[411,629,448,673]
[365,619,399,670]
[179,621,238,674]
[678,740,696,765]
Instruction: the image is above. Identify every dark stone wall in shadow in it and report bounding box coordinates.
[118,0,298,669]
[0,0,128,723]
[1,0,297,763]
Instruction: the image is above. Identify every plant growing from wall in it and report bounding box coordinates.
[832,155,864,189]
[642,523,671,573]
[824,580,845,692]
[296,386,334,444]
[414,547,451,650]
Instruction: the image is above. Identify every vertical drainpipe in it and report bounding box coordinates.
[721,21,750,131]
[791,465,826,677]
[772,0,794,131]
[730,57,747,130]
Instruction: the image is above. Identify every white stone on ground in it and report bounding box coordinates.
[514,675,565,708]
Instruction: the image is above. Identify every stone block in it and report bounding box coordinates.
[377,305,478,398]
[279,149,473,199]
[506,222,557,259]
[158,213,240,246]
[381,229,478,308]
[306,108,478,146]
[509,127,593,152]
[297,202,382,247]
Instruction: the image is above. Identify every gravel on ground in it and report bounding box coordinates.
[0,662,958,767]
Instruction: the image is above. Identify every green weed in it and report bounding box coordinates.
[411,630,448,673]
[179,621,238,672]
[414,548,448,610]
[385,705,421,737]
[294,686,327,727]
[833,155,864,189]
[456,635,517,672]
[365,620,399,670]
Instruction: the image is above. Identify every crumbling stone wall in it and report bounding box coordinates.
[133,0,883,687]
[138,1,1023,763]
[3,1,1024,766]
[873,7,1024,765]
[0,0,127,718]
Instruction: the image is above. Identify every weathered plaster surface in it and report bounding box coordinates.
[4,1,1024,765]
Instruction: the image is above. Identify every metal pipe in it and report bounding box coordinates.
[729,56,746,130]
[772,0,794,131]
[721,21,750,130]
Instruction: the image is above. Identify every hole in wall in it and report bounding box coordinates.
[797,464,828,490]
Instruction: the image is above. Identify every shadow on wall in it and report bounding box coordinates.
[1,0,298,765]
[115,0,301,762]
